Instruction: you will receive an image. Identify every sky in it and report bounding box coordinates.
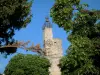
[0,0,100,74]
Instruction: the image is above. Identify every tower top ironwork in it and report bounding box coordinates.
[42,17,52,30]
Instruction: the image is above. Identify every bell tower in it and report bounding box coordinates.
[42,17,62,75]
[42,17,53,56]
[43,17,53,41]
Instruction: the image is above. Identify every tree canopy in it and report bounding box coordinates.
[51,0,100,75]
[4,54,50,75]
[0,0,33,54]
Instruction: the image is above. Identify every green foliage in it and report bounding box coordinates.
[0,0,33,54]
[4,54,50,75]
[51,0,80,32]
[51,0,100,75]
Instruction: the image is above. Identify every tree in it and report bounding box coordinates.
[51,0,100,75]
[4,54,50,75]
[0,0,33,54]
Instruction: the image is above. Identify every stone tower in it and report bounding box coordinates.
[42,17,63,75]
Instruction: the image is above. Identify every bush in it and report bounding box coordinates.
[4,54,50,75]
